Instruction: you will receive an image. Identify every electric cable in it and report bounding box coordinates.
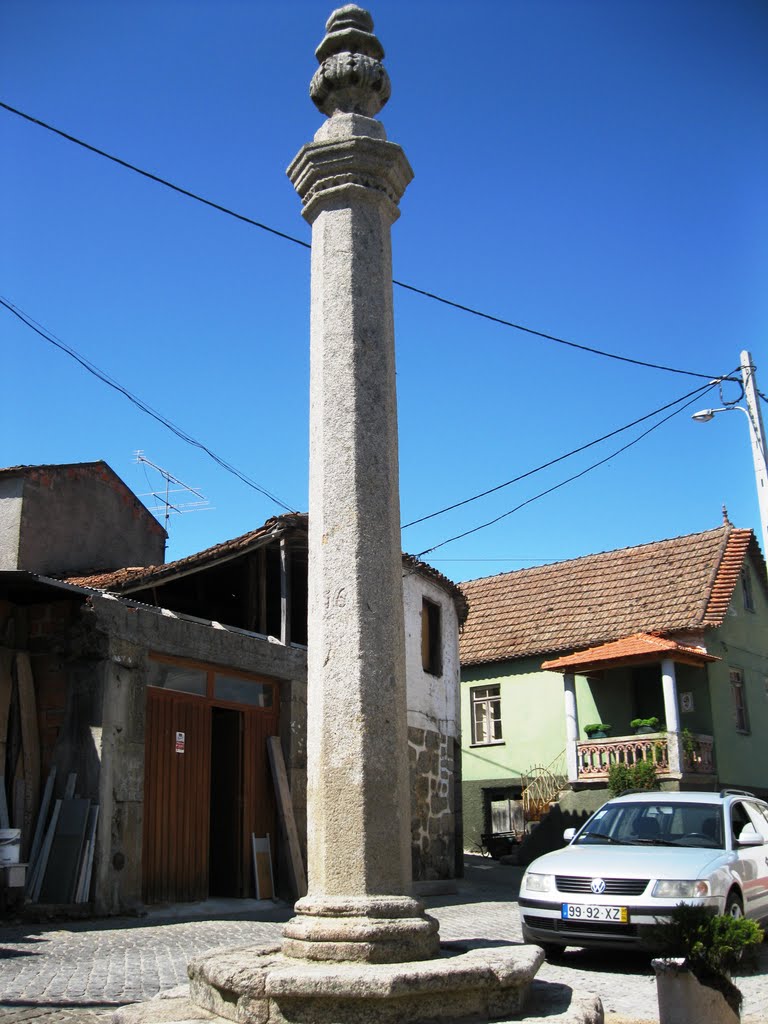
[0,296,298,514]
[402,378,733,530]
[415,375,734,559]
[1,101,728,382]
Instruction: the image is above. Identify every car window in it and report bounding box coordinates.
[749,802,768,835]
[743,802,768,840]
[730,802,757,846]
[576,801,723,848]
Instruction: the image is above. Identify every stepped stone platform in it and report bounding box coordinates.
[113,942,603,1024]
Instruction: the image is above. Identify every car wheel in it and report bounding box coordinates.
[725,890,744,919]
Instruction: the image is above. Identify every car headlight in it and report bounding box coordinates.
[652,879,711,899]
[524,872,554,893]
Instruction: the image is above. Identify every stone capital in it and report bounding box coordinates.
[287,131,413,225]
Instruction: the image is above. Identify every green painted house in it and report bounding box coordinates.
[458,521,768,851]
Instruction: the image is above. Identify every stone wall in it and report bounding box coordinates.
[409,724,456,880]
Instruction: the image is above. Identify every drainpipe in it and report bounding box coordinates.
[661,658,682,774]
[563,672,579,784]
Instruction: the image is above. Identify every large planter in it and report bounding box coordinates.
[652,958,739,1024]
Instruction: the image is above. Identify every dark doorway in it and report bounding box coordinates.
[632,666,664,723]
[209,707,243,896]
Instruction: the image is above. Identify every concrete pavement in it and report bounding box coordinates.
[1,856,766,1023]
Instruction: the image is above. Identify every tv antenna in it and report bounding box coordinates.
[134,451,213,533]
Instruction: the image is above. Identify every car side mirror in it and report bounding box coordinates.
[563,827,576,843]
[736,827,764,847]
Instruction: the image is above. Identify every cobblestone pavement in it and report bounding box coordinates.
[1,856,766,1023]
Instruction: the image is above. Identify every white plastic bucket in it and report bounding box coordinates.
[0,829,21,865]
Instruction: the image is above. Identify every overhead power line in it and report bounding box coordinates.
[415,373,735,559]
[0,297,297,514]
[2,100,726,382]
[403,378,733,529]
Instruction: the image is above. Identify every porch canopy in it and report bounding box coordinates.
[541,631,719,674]
[542,632,718,782]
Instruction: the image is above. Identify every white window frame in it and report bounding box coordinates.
[471,684,503,745]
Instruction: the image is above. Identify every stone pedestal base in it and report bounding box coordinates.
[282,895,440,963]
[112,942,603,1024]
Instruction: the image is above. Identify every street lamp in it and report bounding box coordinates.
[691,350,768,557]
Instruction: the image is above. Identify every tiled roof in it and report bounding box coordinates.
[541,633,719,672]
[459,525,765,666]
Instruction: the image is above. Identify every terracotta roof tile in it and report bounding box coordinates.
[459,525,765,666]
[541,632,718,672]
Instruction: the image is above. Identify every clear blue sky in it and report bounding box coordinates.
[2,0,766,581]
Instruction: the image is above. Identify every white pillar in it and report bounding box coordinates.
[564,672,579,784]
[662,658,682,774]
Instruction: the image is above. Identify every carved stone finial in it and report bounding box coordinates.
[310,5,391,118]
[723,504,732,525]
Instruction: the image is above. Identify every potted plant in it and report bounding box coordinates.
[583,722,611,739]
[631,716,661,734]
[651,903,763,1022]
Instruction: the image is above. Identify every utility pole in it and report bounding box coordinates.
[740,350,768,558]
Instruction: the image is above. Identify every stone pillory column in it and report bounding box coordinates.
[284,5,439,964]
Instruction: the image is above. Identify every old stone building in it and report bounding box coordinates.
[0,462,466,913]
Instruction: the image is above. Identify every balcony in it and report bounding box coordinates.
[575,732,714,782]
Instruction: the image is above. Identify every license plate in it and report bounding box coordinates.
[561,903,628,922]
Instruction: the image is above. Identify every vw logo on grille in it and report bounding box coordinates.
[590,877,607,894]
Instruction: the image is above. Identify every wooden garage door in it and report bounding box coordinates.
[143,688,211,903]
[142,658,281,904]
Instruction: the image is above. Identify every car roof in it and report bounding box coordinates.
[607,790,765,806]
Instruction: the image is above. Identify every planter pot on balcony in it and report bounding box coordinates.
[634,726,656,734]
[652,958,739,1024]
[585,730,607,739]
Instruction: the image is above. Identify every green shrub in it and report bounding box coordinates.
[607,763,632,796]
[632,758,659,790]
[607,759,659,795]
[584,722,611,735]
[652,903,764,1015]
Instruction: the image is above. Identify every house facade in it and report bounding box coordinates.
[458,522,768,851]
[0,462,466,914]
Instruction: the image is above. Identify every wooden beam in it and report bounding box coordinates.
[0,648,12,829]
[266,736,306,899]
[16,652,41,861]
[280,538,291,646]
[258,548,268,636]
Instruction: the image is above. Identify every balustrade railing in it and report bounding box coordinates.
[576,732,714,781]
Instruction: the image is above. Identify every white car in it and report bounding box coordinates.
[519,789,768,954]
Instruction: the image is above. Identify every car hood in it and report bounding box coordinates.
[524,844,725,880]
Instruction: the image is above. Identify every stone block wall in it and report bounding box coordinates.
[409,724,456,880]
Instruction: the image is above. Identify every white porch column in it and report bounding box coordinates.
[662,658,683,774]
[564,672,579,784]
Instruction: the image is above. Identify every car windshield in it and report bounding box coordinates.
[575,801,724,848]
